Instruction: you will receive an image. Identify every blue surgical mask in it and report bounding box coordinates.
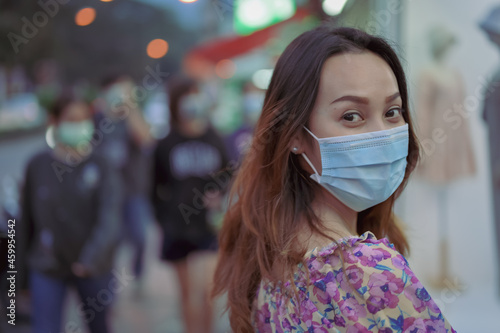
[301,124,409,212]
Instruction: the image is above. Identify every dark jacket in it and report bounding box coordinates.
[19,149,122,279]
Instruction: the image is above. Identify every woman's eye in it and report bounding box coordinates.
[342,112,362,122]
[385,108,402,119]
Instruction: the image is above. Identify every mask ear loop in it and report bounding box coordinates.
[301,126,321,177]
[302,126,320,141]
[301,152,320,177]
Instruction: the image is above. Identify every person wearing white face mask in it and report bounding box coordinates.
[95,75,155,294]
[18,94,122,333]
[213,27,456,332]
[225,82,266,162]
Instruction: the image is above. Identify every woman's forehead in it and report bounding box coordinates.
[318,51,399,99]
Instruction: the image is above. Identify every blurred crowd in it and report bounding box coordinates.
[0,69,264,333]
[0,1,500,332]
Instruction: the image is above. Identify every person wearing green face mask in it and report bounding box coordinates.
[18,94,122,333]
[52,98,95,163]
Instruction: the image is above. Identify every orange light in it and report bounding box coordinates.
[183,54,214,81]
[215,59,236,79]
[147,39,169,59]
[75,7,96,26]
[179,0,198,3]
[100,0,114,2]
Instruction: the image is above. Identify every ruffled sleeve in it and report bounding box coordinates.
[253,232,456,332]
[310,233,456,332]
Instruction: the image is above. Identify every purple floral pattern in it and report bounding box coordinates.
[252,232,455,332]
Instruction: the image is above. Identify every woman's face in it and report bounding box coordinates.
[298,51,406,174]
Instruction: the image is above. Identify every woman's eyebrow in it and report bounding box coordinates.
[386,92,401,103]
[330,95,369,105]
[330,92,401,105]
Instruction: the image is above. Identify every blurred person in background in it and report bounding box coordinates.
[415,25,476,286]
[224,81,265,162]
[19,94,122,333]
[213,26,455,332]
[96,75,155,291]
[480,5,500,297]
[152,75,229,333]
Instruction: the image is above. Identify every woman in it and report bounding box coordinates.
[20,94,122,333]
[152,76,229,333]
[213,27,455,332]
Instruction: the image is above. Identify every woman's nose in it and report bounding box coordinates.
[366,120,389,133]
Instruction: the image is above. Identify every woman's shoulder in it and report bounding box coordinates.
[304,231,409,283]
[306,231,400,261]
[259,231,409,294]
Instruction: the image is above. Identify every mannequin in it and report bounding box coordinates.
[480,6,500,296]
[416,26,476,287]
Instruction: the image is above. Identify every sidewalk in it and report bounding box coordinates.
[110,222,231,333]
[2,223,231,333]
[72,223,231,333]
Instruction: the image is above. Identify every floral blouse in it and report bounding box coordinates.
[252,232,456,332]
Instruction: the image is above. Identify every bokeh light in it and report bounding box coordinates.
[75,7,96,26]
[322,0,348,16]
[147,39,169,59]
[215,59,236,79]
[100,0,114,2]
[183,54,214,81]
[252,69,273,90]
[236,0,271,29]
[45,125,56,149]
[179,0,199,3]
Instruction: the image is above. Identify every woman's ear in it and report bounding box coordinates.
[290,130,306,154]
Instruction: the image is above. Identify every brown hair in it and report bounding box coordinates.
[212,26,420,332]
[50,92,90,122]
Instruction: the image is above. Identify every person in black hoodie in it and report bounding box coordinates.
[19,94,122,333]
[152,76,230,333]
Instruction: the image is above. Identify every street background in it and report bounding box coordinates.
[1,0,500,332]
